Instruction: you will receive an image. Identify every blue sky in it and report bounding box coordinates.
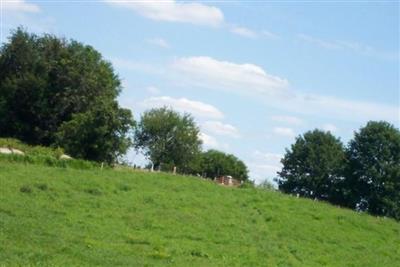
[2,0,399,183]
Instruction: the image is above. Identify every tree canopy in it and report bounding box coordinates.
[276,122,400,220]
[190,149,249,181]
[134,107,202,172]
[346,121,400,219]
[0,28,134,163]
[277,129,346,203]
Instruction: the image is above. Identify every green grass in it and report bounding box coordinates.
[0,161,399,266]
[0,138,99,170]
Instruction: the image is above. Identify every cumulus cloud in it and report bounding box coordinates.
[104,0,224,27]
[140,96,224,119]
[172,56,289,95]
[271,115,303,126]
[3,0,40,13]
[146,38,170,48]
[202,121,240,138]
[273,127,295,138]
[170,56,398,124]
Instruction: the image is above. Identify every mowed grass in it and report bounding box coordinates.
[0,162,399,266]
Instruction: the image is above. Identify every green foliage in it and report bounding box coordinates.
[134,107,201,172]
[0,28,134,163]
[191,149,249,181]
[277,129,346,204]
[0,161,399,266]
[277,122,400,221]
[56,101,134,164]
[346,121,400,219]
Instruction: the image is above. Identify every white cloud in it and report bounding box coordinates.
[262,30,279,39]
[298,33,341,50]
[298,33,398,61]
[273,127,295,138]
[230,26,258,39]
[3,0,40,13]
[229,27,279,40]
[140,96,224,119]
[199,132,219,148]
[293,94,399,123]
[322,123,338,133]
[253,150,283,163]
[104,0,279,40]
[146,86,161,95]
[146,38,169,48]
[105,0,224,27]
[172,56,289,96]
[170,56,398,124]
[271,115,303,126]
[202,121,240,138]
[247,150,283,184]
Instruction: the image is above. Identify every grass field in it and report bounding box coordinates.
[0,161,399,266]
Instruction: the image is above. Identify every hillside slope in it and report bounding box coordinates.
[0,162,399,266]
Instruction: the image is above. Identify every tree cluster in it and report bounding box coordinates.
[276,121,400,220]
[187,149,249,180]
[0,28,134,163]
[0,28,248,179]
[134,108,249,181]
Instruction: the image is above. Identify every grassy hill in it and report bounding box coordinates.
[0,161,399,266]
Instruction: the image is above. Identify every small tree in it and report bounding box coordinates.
[346,121,400,219]
[277,129,346,203]
[194,149,249,181]
[134,107,202,172]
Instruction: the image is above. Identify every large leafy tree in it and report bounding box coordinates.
[134,107,202,172]
[56,101,134,163]
[0,28,134,162]
[192,149,249,181]
[276,129,346,203]
[346,121,400,219]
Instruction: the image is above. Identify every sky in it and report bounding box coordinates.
[2,0,399,183]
